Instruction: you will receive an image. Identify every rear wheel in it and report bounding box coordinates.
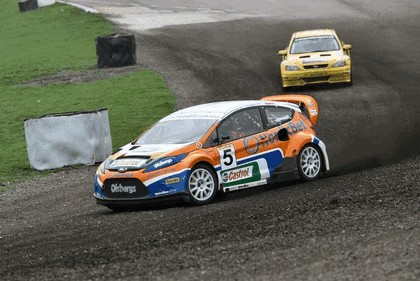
[298,144,323,181]
[188,164,217,205]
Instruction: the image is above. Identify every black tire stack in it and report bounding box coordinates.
[18,0,39,12]
[95,33,137,68]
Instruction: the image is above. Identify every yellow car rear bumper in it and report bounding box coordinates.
[281,66,351,88]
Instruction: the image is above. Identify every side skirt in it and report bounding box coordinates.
[223,179,268,192]
[268,156,300,184]
[222,157,299,192]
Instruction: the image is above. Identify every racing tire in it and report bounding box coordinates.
[297,144,323,181]
[188,164,218,205]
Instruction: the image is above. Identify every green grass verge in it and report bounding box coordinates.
[0,1,176,190]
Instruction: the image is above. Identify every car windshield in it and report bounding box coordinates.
[290,35,340,54]
[135,118,217,145]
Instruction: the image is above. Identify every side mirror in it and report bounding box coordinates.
[278,49,287,57]
[342,44,352,50]
[278,128,289,141]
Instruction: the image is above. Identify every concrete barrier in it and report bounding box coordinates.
[24,109,113,170]
[37,0,56,8]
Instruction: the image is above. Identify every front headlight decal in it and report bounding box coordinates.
[144,153,188,173]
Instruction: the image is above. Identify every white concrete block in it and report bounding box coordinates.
[24,109,113,170]
[37,0,56,8]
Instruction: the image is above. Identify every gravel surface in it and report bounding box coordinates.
[1,156,419,280]
[1,0,419,280]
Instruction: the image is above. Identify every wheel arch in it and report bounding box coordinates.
[293,136,330,172]
[310,137,330,171]
[301,142,327,172]
[190,161,221,191]
[187,161,219,205]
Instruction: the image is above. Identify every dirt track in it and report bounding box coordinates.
[1,0,419,280]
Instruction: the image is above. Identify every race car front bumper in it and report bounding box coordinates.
[94,192,188,207]
[281,66,351,88]
[93,170,190,207]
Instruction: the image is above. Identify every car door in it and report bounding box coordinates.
[214,107,282,191]
[259,106,294,173]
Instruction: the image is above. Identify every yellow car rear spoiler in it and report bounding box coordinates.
[261,94,319,126]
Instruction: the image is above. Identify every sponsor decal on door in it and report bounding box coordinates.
[221,162,261,187]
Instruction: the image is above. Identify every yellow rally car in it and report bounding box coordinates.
[278,29,352,89]
[94,95,329,210]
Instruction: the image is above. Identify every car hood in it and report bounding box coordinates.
[116,143,192,160]
[284,50,345,64]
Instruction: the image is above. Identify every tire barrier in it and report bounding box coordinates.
[24,109,113,170]
[18,0,39,12]
[95,33,137,68]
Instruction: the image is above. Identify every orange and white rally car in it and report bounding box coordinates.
[94,95,329,210]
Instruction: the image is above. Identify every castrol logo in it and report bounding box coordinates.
[222,166,253,183]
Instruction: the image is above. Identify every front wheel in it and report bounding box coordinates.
[298,144,323,181]
[188,164,218,205]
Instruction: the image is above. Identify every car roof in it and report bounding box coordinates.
[293,29,337,38]
[161,100,300,121]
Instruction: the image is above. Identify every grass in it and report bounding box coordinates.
[0,1,176,190]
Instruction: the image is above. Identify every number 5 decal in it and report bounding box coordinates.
[218,144,237,170]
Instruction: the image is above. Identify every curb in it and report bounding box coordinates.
[57,0,98,13]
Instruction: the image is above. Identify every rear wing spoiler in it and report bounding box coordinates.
[261,94,319,126]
